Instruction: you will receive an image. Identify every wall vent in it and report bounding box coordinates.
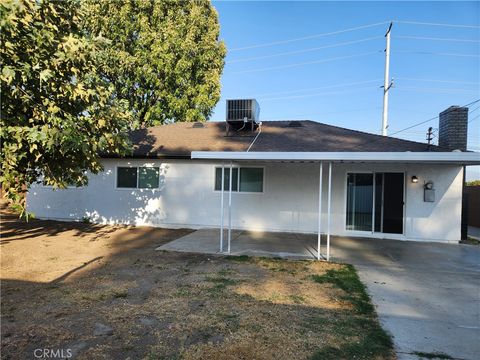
[192,122,205,128]
[287,121,302,128]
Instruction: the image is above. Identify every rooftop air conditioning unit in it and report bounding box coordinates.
[225,99,260,134]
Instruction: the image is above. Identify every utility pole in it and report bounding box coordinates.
[426,127,434,145]
[382,22,393,136]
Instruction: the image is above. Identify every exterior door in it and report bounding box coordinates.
[347,172,404,234]
[382,173,404,234]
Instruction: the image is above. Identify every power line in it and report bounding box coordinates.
[388,99,480,137]
[229,21,390,51]
[228,36,382,63]
[393,50,480,58]
[233,51,382,74]
[394,20,480,29]
[396,86,479,94]
[469,114,480,123]
[469,106,480,114]
[259,106,383,121]
[395,35,480,43]
[397,77,479,86]
[352,99,480,148]
[260,86,379,101]
[252,79,382,97]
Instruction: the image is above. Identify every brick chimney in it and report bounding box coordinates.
[438,106,468,151]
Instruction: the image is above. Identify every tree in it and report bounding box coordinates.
[0,0,131,217]
[82,0,226,129]
[466,180,480,186]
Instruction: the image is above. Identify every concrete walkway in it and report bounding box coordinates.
[158,229,480,359]
[333,237,480,360]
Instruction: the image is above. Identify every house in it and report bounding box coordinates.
[27,101,480,250]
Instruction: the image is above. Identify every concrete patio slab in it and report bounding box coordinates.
[158,229,480,360]
[156,228,320,259]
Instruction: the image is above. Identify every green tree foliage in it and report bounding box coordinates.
[466,180,480,186]
[0,0,131,216]
[82,0,226,128]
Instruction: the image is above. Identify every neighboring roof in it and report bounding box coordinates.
[117,120,453,159]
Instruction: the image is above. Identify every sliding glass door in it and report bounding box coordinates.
[346,173,374,231]
[346,172,404,234]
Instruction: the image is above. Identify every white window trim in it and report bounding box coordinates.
[213,165,265,194]
[115,165,160,190]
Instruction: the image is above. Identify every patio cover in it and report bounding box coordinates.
[191,150,480,261]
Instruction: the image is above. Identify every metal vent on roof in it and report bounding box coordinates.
[287,121,302,127]
[192,122,205,128]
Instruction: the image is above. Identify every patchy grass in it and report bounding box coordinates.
[1,208,394,360]
[224,254,251,262]
[412,351,454,359]
[307,264,393,359]
[310,264,374,314]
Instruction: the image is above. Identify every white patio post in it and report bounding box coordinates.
[327,162,332,261]
[317,162,323,260]
[220,162,225,252]
[227,161,233,253]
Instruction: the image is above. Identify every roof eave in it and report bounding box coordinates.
[191,151,480,165]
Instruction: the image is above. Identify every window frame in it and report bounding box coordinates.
[343,170,406,235]
[115,165,160,190]
[213,165,265,194]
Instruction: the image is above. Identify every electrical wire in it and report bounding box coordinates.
[352,99,480,148]
[394,20,480,29]
[393,50,480,58]
[233,51,382,74]
[259,86,379,101]
[229,21,389,51]
[395,35,480,43]
[396,77,479,86]
[468,114,480,123]
[252,79,383,97]
[396,86,479,94]
[227,36,383,63]
[389,99,480,136]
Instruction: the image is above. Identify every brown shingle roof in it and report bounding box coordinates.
[119,120,446,159]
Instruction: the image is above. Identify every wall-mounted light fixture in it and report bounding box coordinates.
[411,176,418,183]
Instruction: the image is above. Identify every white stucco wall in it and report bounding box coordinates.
[27,158,464,243]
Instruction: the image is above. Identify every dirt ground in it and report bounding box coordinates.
[1,206,394,360]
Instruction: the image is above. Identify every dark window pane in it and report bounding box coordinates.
[239,168,263,192]
[117,167,137,188]
[346,173,373,231]
[215,168,238,191]
[374,173,384,232]
[215,168,222,191]
[139,167,159,188]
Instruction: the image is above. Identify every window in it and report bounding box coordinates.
[215,168,238,191]
[240,168,263,192]
[117,167,138,188]
[117,166,159,189]
[215,167,263,193]
[139,167,160,188]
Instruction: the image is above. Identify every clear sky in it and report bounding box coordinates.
[210,1,480,180]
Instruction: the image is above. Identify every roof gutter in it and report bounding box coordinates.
[191,151,480,165]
